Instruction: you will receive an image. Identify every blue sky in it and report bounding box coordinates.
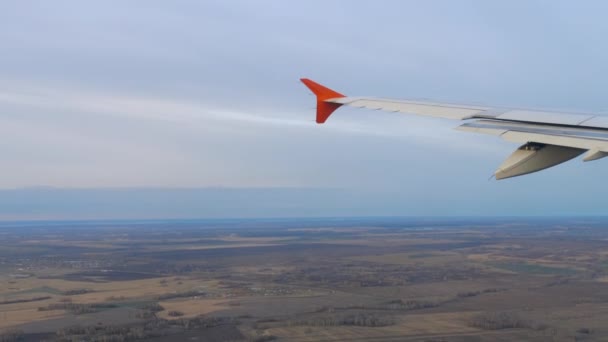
[1,1,608,219]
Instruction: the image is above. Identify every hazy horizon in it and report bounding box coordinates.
[0,187,605,220]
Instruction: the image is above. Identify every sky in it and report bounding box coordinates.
[1,1,608,219]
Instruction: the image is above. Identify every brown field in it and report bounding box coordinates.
[349,251,465,265]
[2,217,608,341]
[265,312,480,342]
[0,305,66,330]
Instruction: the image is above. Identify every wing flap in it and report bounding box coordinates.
[501,131,608,151]
[494,110,593,126]
[458,120,608,150]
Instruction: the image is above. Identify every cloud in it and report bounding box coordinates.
[0,79,503,189]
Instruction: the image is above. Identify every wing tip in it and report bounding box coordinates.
[300,78,346,124]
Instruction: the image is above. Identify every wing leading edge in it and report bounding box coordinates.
[300,78,608,179]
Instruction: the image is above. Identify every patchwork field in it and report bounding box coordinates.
[1,217,608,341]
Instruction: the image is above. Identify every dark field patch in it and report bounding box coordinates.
[0,296,51,305]
[45,270,164,282]
[486,262,579,276]
[144,324,244,342]
[13,286,62,295]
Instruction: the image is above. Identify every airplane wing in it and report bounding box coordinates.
[300,78,608,179]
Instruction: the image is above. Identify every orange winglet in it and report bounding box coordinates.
[300,78,346,124]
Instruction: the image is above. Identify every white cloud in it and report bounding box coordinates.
[0,79,504,189]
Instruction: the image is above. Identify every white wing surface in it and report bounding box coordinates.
[301,78,608,179]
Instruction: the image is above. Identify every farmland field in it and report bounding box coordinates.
[1,217,608,341]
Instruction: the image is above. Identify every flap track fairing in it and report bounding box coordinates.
[495,143,585,180]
